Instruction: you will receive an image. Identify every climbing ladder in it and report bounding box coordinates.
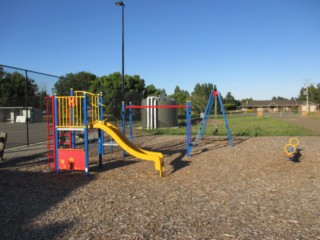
[46,96,55,169]
[195,90,233,146]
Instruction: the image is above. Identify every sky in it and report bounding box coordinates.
[1,0,320,100]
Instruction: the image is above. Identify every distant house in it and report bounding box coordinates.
[0,107,42,123]
[301,101,318,112]
[240,100,312,112]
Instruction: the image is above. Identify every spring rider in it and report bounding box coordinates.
[283,137,301,161]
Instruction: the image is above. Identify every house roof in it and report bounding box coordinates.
[241,100,301,108]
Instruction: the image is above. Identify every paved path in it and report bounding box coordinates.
[0,122,47,148]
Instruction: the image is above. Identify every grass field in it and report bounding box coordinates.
[219,115,317,136]
[145,114,319,137]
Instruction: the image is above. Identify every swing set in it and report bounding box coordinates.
[195,87,233,147]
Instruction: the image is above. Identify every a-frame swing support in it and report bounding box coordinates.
[195,90,234,147]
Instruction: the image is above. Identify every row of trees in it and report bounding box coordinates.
[53,72,242,117]
[0,68,47,108]
[1,67,319,117]
[297,83,320,103]
[53,71,167,117]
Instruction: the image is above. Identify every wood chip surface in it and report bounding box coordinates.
[1,135,320,239]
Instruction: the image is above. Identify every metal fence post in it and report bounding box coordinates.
[25,70,29,146]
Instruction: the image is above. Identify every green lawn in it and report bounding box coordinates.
[143,115,318,137]
[219,115,317,136]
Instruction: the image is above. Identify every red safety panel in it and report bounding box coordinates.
[58,149,85,171]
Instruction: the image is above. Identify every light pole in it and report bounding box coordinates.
[115,1,125,102]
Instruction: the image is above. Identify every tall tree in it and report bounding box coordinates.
[0,71,39,107]
[0,66,4,80]
[224,92,235,104]
[144,84,167,98]
[271,96,288,101]
[240,98,253,105]
[297,83,320,103]
[126,74,146,103]
[90,72,146,118]
[53,71,97,95]
[36,82,49,110]
[170,86,190,115]
[191,83,214,114]
[223,92,240,111]
[90,72,121,118]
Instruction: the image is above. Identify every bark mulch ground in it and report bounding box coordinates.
[1,135,320,239]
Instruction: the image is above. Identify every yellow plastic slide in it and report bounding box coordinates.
[90,121,164,176]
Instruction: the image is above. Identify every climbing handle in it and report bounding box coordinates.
[289,137,299,147]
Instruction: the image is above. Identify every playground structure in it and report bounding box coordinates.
[284,137,300,159]
[195,88,233,147]
[46,87,232,177]
[46,90,165,176]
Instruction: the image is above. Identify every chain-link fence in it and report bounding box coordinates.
[0,64,61,148]
[0,64,180,149]
[0,64,148,148]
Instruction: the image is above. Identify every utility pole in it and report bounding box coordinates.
[304,79,310,112]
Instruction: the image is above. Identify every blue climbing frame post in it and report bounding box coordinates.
[195,91,215,145]
[186,101,192,157]
[129,102,133,142]
[98,92,104,168]
[217,92,234,147]
[83,93,89,175]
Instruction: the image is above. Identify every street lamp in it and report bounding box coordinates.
[115,1,125,102]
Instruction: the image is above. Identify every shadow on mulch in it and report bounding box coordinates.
[170,156,191,173]
[91,159,140,172]
[148,139,191,174]
[130,136,249,175]
[168,137,249,174]
[287,148,304,163]
[0,170,95,239]
[0,152,48,169]
[191,136,249,154]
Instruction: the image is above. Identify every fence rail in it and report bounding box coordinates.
[0,64,62,148]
